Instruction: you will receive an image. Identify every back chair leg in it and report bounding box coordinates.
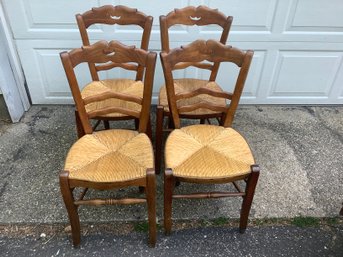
[147,115,153,141]
[59,171,81,247]
[75,110,85,138]
[155,105,164,174]
[239,165,260,233]
[103,120,110,130]
[146,169,157,247]
[164,169,174,235]
[167,113,175,129]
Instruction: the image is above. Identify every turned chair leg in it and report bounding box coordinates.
[239,165,260,233]
[164,169,174,235]
[59,171,81,247]
[155,106,164,174]
[146,169,156,247]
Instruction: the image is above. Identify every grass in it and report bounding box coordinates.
[134,222,161,232]
[291,216,320,228]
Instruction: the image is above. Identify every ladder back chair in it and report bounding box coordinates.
[156,5,233,173]
[160,39,259,235]
[75,5,153,138]
[59,40,157,247]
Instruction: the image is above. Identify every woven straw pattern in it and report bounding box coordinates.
[159,78,226,115]
[64,129,153,182]
[165,125,254,179]
[81,79,143,117]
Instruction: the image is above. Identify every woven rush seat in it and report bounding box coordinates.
[65,129,153,183]
[158,79,227,115]
[81,79,143,118]
[165,124,254,179]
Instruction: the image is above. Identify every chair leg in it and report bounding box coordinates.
[164,169,174,235]
[146,169,156,247]
[103,120,110,130]
[239,165,260,233]
[74,110,85,138]
[59,171,81,247]
[167,113,175,129]
[155,106,164,174]
[147,115,153,141]
[134,118,139,130]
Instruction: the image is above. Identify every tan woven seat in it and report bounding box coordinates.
[165,125,254,179]
[65,129,153,183]
[158,79,226,115]
[82,79,143,118]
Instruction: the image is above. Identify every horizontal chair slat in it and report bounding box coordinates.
[83,91,143,105]
[178,102,228,113]
[174,62,213,71]
[96,62,138,72]
[87,106,141,118]
[175,87,232,101]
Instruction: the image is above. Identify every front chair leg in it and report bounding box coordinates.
[146,169,156,247]
[59,171,81,247]
[239,165,260,233]
[164,169,174,235]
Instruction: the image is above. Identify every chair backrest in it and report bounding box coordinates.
[160,39,253,129]
[160,6,233,81]
[60,40,157,135]
[76,5,153,81]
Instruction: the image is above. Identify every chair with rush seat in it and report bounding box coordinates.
[160,39,259,235]
[59,40,157,247]
[155,5,233,173]
[75,5,153,138]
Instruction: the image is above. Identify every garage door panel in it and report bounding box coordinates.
[3,0,100,39]
[269,51,343,98]
[205,0,278,32]
[286,0,343,32]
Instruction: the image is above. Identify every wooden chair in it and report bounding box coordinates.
[75,5,153,138]
[160,39,259,235]
[59,40,157,247]
[155,6,233,173]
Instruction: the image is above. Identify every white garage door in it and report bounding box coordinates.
[3,0,343,104]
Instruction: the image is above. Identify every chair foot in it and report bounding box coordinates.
[239,228,246,234]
